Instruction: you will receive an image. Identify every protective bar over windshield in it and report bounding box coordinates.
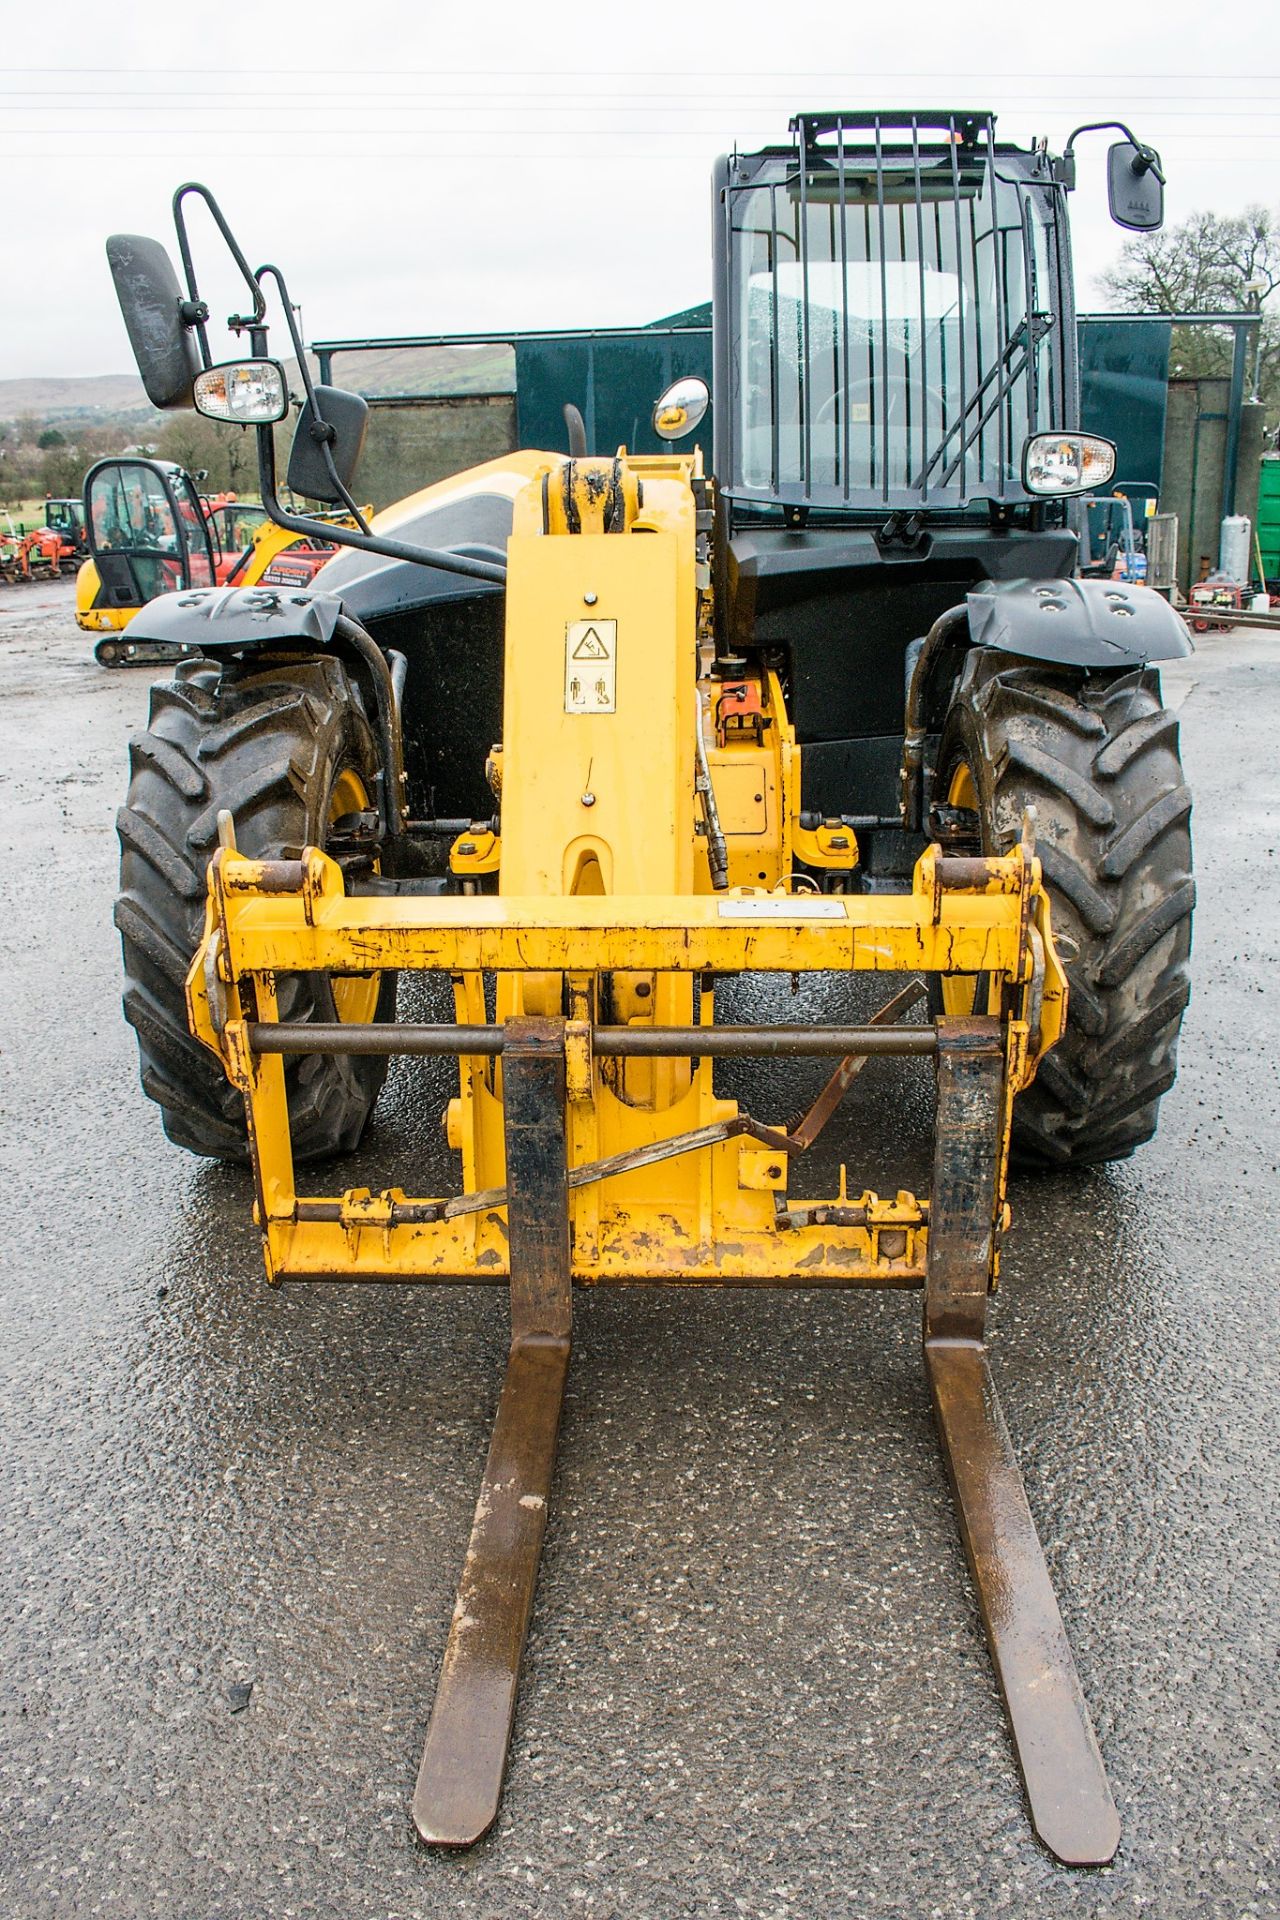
[724,113,1067,511]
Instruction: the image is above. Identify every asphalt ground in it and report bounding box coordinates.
[0,579,1276,1920]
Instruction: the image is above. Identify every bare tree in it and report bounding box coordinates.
[1098,206,1280,412]
[39,444,86,499]
[155,414,260,494]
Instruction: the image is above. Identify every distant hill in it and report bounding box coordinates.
[300,342,516,396]
[0,372,158,426]
[0,343,515,432]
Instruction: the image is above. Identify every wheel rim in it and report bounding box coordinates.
[939,760,988,1018]
[327,767,381,1025]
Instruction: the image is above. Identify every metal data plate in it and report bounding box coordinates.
[717,897,847,920]
[564,619,617,714]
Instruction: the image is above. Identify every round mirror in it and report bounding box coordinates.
[652,375,710,442]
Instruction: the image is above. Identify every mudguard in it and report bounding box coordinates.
[120,584,345,651]
[966,576,1193,667]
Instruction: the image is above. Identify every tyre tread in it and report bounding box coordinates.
[116,656,394,1162]
[937,659,1193,1167]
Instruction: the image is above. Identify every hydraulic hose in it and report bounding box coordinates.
[900,604,970,833]
[695,688,729,889]
[334,614,406,840]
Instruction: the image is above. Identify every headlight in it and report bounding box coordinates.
[1022,432,1116,496]
[193,359,289,425]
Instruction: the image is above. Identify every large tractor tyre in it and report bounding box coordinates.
[115,652,397,1162]
[934,659,1194,1168]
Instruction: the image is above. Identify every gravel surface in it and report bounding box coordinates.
[0,580,1276,1918]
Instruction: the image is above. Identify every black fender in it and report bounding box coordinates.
[122,583,345,651]
[965,575,1193,668]
[124,586,406,844]
[902,576,1192,830]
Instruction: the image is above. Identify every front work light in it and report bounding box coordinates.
[193,359,289,424]
[1022,432,1117,496]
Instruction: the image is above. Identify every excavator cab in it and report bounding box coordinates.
[203,498,269,568]
[83,457,217,613]
[43,498,88,555]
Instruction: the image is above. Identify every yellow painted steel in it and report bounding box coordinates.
[197,859,1046,981]
[183,447,1068,1292]
[939,760,993,1018]
[74,558,120,634]
[326,768,382,1025]
[188,842,1063,1287]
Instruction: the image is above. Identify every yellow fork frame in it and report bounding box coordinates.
[186,835,1065,1288]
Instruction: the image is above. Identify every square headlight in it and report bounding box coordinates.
[193,359,289,425]
[1023,432,1117,496]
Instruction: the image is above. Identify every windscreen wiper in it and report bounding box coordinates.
[911,313,1052,494]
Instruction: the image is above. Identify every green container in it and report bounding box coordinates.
[1258,456,1280,586]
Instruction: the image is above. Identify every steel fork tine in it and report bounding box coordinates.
[926,1339,1120,1866]
[925,1017,1119,1867]
[412,1335,569,1847]
[412,1018,572,1848]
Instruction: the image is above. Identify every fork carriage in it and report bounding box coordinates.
[186,810,1115,1864]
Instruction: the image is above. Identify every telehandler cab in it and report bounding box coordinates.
[107,121,1192,1862]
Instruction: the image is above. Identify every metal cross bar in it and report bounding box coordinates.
[246,1021,937,1059]
[593,1023,934,1058]
[785,980,928,1148]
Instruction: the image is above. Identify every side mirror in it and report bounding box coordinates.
[653,375,710,442]
[105,233,202,409]
[1107,141,1164,231]
[286,385,369,501]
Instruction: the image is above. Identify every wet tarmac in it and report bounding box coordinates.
[0,579,1276,1919]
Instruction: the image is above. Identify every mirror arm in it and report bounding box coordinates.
[255,264,310,377]
[1057,120,1163,187]
[253,424,507,585]
[166,187,501,585]
[316,437,372,536]
[255,262,373,534]
[1058,121,1133,188]
[172,183,267,362]
[258,262,371,534]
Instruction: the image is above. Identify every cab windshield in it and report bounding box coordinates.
[207,502,268,555]
[46,501,83,537]
[727,135,1063,509]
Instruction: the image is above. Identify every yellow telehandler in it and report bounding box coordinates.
[105,123,1192,1863]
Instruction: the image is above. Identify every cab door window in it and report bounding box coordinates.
[87,464,185,599]
[209,503,268,552]
[174,475,216,587]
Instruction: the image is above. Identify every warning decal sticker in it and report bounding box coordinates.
[564,619,617,713]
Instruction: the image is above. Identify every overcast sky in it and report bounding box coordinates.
[3,0,1278,381]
